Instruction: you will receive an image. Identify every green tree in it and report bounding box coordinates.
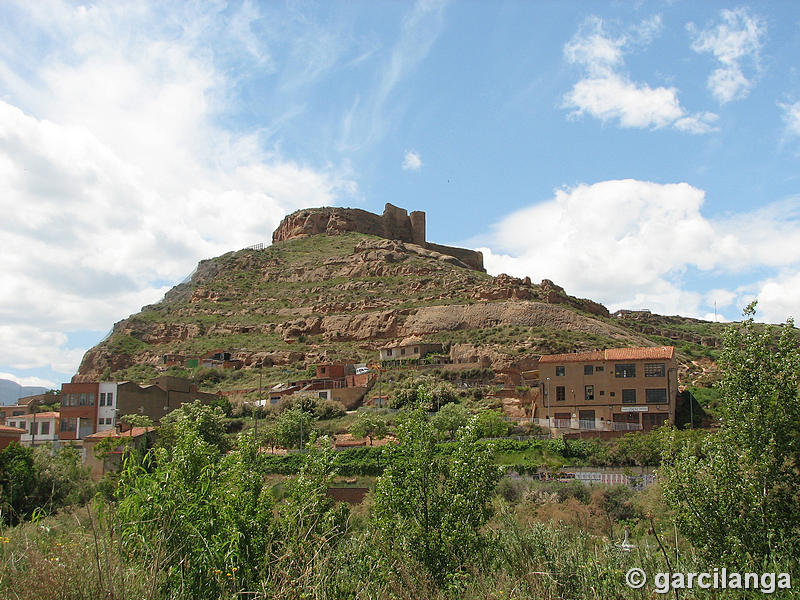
[0,443,36,524]
[115,429,273,600]
[432,401,470,440]
[158,400,230,454]
[275,408,316,450]
[660,303,800,566]
[475,409,510,438]
[372,390,502,585]
[31,445,93,512]
[118,413,154,433]
[390,378,458,410]
[349,411,388,445]
[276,393,346,420]
[271,435,349,589]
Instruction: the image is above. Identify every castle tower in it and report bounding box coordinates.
[409,210,426,245]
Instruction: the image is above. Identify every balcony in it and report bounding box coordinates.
[578,419,596,430]
[552,418,571,428]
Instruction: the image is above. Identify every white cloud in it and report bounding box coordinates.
[706,289,737,309]
[750,270,800,324]
[563,17,716,133]
[688,8,765,104]
[402,150,423,171]
[0,2,354,377]
[0,372,58,390]
[479,180,800,322]
[780,101,800,137]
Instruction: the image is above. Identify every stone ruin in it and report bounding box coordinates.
[272,203,485,272]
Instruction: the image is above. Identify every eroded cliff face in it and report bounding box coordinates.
[272,203,485,272]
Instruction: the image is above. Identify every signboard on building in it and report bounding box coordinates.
[621,406,649,412]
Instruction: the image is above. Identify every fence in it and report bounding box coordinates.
[243,242,267,251]
[573,471,657,490]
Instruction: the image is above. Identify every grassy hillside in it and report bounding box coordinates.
[76,231,733,392]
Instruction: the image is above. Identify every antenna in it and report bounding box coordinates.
[714,301,717,322]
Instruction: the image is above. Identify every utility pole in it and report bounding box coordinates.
[546,377,551,429]
[255,366,262,438]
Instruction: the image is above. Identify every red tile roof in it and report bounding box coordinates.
[83,427,155,441]
[538,346,674,363]
[0,425,27,434]
[14,412,61,420]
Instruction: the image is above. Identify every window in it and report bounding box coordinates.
[643,413,668,428]
[610,391,616,397]
[584,365,593,375]
[555,366,565,376]
[585,385,594,401]
[596,366,604,372]
[622,389,636,404]
[414,347,419,354]
[88,393,95,406]
[645,363,666,377]
[645,388,668,404]
[386,349,392,356]
[61,418,77,432]
[599,390,605,396]
[99,393,105,406]
[615,364,636,378]
[40,422,50,435]
[400,348,406,356]
[79,393,87,406]
[556,386,566,402]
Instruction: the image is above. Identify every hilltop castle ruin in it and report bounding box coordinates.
[272,203,485,272]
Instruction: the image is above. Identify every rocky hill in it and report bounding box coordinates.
[74,204,728,389]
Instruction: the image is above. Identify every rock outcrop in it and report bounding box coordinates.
[272,203,485,272]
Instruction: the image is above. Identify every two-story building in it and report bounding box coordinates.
[59,376,219,441]
[535,346,677,433]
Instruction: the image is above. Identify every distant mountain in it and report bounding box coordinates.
[0,379,49,405]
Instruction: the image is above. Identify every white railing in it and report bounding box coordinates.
[579,419,597,430]
[553,418,571,428]
[612,422,643,431]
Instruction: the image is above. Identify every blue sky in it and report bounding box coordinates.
[2,0,800,388]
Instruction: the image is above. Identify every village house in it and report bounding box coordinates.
[82,426,156,480]
[0,404,28,425]
[264,362,376,409]
[162,349,243,370]
[59,376,218,441]
[0,424,26,450]
[0,393,54,425]
[379,338,444,366]
[533,346,677,433]
[6,412,61,448]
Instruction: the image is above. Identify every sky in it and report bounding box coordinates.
[2,0,800,389]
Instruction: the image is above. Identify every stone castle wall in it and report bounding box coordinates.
[272,203,484,271]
